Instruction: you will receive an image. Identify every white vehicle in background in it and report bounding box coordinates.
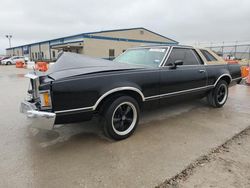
[1,56,29,65]
[26,61,36,69]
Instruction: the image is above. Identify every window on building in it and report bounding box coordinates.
[17,51,19,55]
[41,52,44,59]
[35,52,37,59]
[52,51,56,58]
[109,49,115,59]
[200,49,217,61]
[165,48,201,66]
[32,53,34,60]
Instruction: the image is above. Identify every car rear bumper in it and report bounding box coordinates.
[20,101,56,130]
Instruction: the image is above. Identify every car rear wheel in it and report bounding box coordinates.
[207,80,228,108]
[102,96,140,140]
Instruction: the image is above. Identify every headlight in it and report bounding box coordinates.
[39,90,52,109]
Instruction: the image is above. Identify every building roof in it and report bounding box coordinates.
[83,27,178,43]
[6,27,178,50]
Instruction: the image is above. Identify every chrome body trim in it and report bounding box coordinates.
[144,85,213,100]
[55,87,145,114]
[93,87,145,109]
[20,101,56,130]
[214,74,232,86]
[158,47,170,67]
[25,72,40,100]
[55,106,93,114]
[145,74,232,100]
[231,77,242,82]
[160,46,173,67]
[54,74,234,114]
[161,46,206,67]
[25,73,39,79]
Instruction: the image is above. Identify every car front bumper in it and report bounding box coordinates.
[20,101,56,130]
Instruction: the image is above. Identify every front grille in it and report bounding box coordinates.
[29,78,40,101]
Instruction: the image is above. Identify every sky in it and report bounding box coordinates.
[0,0,250,54]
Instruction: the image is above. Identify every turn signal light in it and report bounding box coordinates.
[40,90,52,108]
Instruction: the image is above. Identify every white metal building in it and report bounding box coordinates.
[6,27,178,61]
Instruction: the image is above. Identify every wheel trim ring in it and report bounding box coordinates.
[111,102,137,136]
[217,84,228,105]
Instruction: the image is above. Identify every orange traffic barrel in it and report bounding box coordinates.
[246,67,250,85]
[241,66,249,78]
[16,60,24,68]
[35,61,48,72]
[23,62,27,69]
[225,59,239,64]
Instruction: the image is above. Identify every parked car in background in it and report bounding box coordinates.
[1,56,29,65]
[0,56,10,64]
[20,45,242,140]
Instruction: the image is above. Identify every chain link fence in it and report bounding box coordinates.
[192,41,250,65]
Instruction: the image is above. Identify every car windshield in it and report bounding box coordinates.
[114,48,167,67]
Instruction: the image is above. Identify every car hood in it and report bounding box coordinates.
[46,52,144,80]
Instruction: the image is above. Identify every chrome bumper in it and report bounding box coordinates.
[20,101,56,130]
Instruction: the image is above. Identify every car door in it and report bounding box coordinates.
[159,47,207,100]
[12,57,19,64]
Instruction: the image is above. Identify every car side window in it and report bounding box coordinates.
[165,48,201,66]
[200,49,217,61]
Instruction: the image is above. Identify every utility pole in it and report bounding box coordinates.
[221,41,224,58]
[5,35,12,48]
[234,41,238,59]
[248,45,250,66]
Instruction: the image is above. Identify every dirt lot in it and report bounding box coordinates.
[0,66,250,188]
[180,128,250,188]
[160,127,250,188]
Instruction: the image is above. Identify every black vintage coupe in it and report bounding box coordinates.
[20,45,242,140]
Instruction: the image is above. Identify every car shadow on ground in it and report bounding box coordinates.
[29,97,210,148]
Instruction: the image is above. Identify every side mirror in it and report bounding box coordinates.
[169,60,183,69]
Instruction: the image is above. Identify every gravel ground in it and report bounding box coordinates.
[158,126,250,188]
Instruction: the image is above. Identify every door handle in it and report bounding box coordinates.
[199,70,206,73]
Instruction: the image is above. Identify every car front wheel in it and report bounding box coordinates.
[103,96,140,140]
[207,80,228,108]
